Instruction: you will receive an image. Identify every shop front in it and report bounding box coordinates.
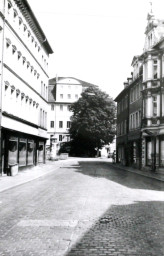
[2,129,46,174]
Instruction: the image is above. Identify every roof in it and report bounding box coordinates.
[14,0,53,54]
[49,77,99,88]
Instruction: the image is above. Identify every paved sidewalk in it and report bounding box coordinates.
[0,160,67,193]
[107,162,164,182]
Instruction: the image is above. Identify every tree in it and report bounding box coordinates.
[69,85,116,156]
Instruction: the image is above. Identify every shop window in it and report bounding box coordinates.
[59,121,63,128]
[19,139,27,166]
[8,137,18,165]
[38,142,44,163]
[27,140,34,165]
[146,139,152,166]
[160,139,164,166]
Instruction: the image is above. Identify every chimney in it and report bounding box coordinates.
[127,77,132,84]
[124,82,128,88]
[56,74,58,83]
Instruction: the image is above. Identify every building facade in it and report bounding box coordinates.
[115,9,164,172]
[47,77,95,157]
[0,0,53,174]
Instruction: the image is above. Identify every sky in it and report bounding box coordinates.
[28,0,164,99]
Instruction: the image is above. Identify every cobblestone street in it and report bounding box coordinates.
[0,159,164,256]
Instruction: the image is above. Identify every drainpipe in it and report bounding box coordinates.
[0,0,5,175]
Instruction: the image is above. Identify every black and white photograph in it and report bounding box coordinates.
[0,0,164,255]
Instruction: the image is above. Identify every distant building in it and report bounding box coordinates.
[47,77,95,158]
[0,0,53,174]
[115,8,164,172]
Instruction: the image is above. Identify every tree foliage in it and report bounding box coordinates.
[69,85,116,156]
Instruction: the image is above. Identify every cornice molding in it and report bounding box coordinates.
[4,63,48,103]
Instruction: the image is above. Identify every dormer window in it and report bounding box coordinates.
[37,73,40,79]
[38,46,40,52]
[31,36,34,43]
[35,42,37,48]
[34,70,37,76]
[31,66,34,73]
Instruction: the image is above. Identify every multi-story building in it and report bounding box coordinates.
[47,77,94,157]
[115,82,129,165]
[0,0,53,175]
[115,9,164,172]
[141,11,164,171]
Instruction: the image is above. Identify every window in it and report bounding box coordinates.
[27,30,31,38]
[51,104,54,111]
[27,61,30,69]
[60,105,63,111]
[75,94,78,99]
[68,94,71,99]
[59,121,63,128]
[153,60,158,79]
[22,57,26,65]
[31,37,34,43]
[12,45,16,54]
[67,121,71,128]
[6,38,11,48]
[17,51,21,60]
[13,9,17,18]
[67,105,70,111]
[19,17,22,26]
[152,95,157,117]
[8,1,12,10]
[60,94,63,99]
[59,135,62,141]
[23,24,27,32]
[50,121,54,128]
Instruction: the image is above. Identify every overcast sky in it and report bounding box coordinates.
[28,0,164,99]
